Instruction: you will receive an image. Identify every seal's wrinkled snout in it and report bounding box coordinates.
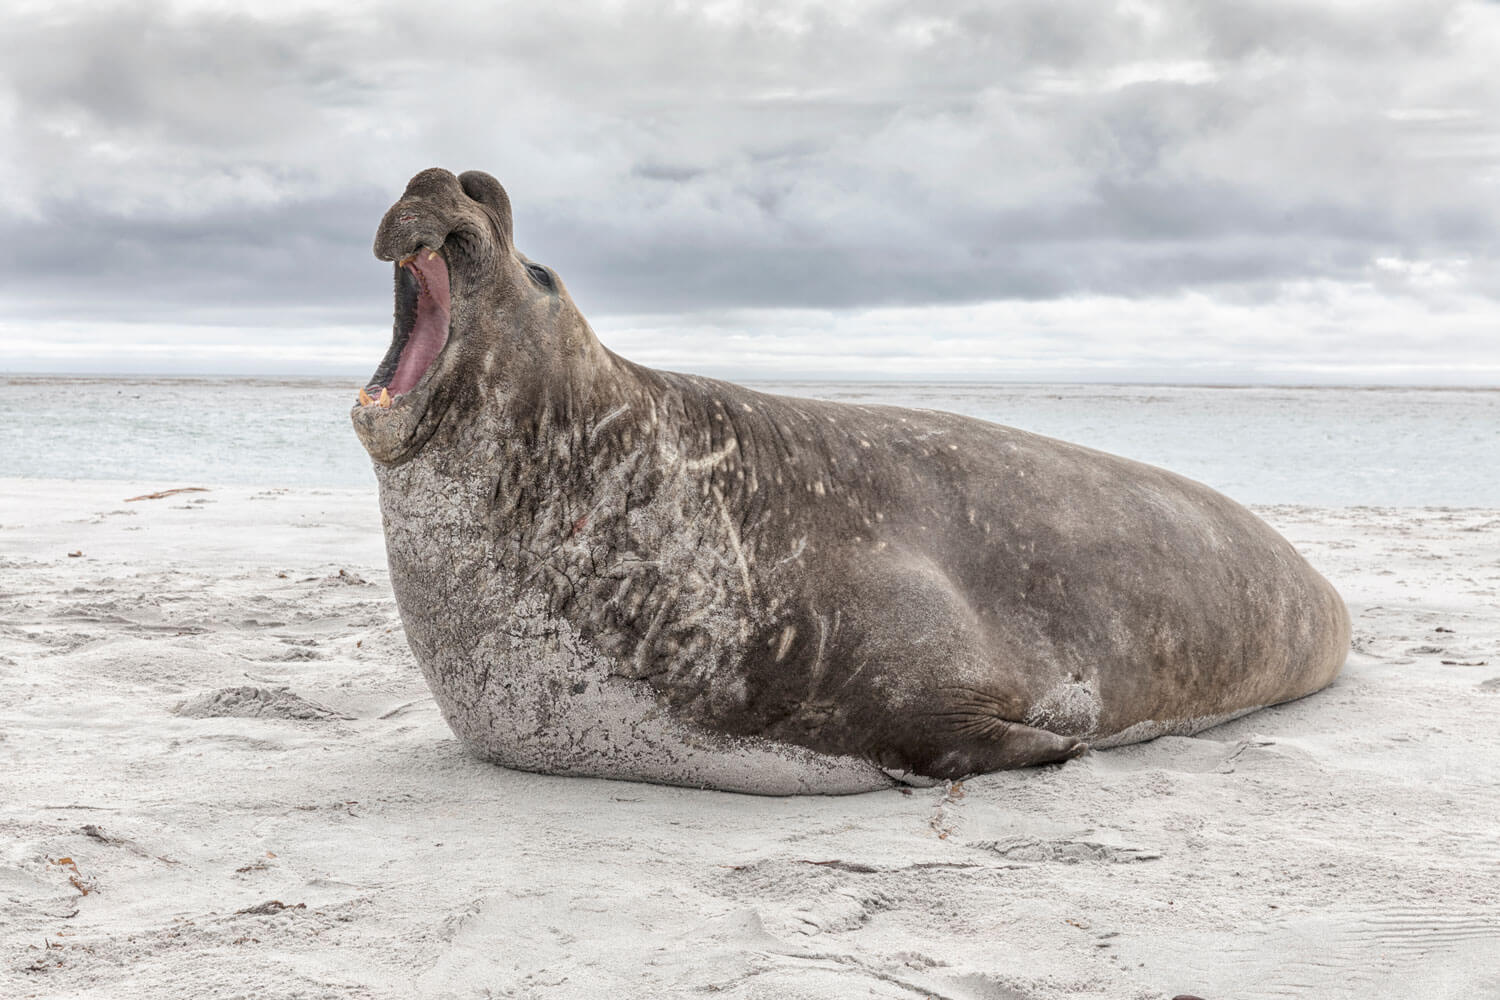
[374,167,514,267]
[374,169,463,265]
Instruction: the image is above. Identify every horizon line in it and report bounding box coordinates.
[5,369,1499,391]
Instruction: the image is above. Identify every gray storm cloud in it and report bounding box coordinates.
[1,0,1497,377]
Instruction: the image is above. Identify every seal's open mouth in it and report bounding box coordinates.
[358,247,451,408]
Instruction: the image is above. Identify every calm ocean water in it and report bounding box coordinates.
[3,376,1496,506]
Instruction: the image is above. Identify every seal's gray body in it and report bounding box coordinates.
[355,168,1350,794]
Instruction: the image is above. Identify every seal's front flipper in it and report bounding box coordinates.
[923,721,1089,779]
[999,722,1089,769]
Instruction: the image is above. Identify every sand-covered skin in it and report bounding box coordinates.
[2,480,1497,1000]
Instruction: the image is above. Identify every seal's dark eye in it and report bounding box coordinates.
[526,263,555,289]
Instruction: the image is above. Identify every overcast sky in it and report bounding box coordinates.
[2,0,1498,382]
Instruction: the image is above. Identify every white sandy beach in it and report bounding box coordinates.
[2,479,1497,1000]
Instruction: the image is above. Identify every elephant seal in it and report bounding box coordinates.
[351,167,1350,794]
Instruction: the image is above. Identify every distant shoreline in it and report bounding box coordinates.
[4,381,1496,504]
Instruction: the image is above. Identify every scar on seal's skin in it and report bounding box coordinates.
[351,167,1352,795]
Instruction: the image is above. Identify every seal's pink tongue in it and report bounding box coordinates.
[390,251,450,396]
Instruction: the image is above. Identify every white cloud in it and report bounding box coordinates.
[596,278,1500,383]
[3,0,1500,381]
